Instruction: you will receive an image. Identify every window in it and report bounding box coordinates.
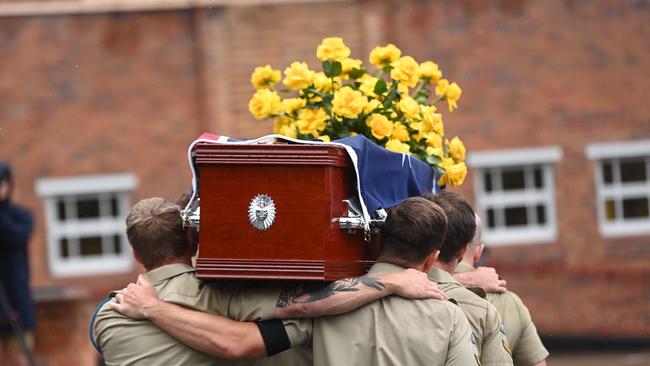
[35,173,138,277]
[468,146,562,245]
[586,140,650,237]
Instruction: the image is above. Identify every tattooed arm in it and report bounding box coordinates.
[274,269,446,319]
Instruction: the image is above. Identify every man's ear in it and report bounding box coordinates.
[457,245,468,262]
[422,250,440,272]
[474,243,485,264]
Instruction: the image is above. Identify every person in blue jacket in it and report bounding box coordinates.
[0,161,35,366]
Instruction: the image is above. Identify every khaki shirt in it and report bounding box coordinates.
[455,262,549,366]
[305,263,479,366]
[428,267,514,366]
[94,263,284,366]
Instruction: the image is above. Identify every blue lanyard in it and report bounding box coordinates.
[89,295,113,354]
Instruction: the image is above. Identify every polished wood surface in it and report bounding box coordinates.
[195,143,377,280]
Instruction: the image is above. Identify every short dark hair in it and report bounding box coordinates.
[379,197,447,265]
[426,191,476,263]
[126,197,188,270]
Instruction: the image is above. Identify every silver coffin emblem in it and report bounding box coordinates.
[248,194,276,231]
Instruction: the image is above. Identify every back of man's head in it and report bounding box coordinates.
[126,197,187,270]
[379,197,447,267]
[427,191,476,264]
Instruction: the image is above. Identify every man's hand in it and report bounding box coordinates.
[109,275,159,319]
[384,269,447,300]
[454,266,507,293]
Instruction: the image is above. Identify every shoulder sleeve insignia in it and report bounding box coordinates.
[499,323,507,335]
[470,333,477,345]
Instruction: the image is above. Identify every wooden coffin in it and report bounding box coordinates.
[195,143,377,281]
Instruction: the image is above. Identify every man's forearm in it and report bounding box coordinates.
[143,300,265,359]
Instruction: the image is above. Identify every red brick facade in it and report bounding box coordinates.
[1,0,648,364]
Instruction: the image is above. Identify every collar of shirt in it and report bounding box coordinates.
[454,261,475,274]
[145,263,196,285]
[367,262,408,276]
[427,266,460,285]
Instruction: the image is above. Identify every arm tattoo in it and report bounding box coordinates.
[276,276,385,308]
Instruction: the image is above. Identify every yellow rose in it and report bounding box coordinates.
[282,98,306,115]
[359,74,379,96]
[391,122,410,142]
[363,99,382,114]
[341,58,363,76]
[297,108,328,134]
[421,106,444,135]
[248,89,282,120]
[397,96,420,121]
[397,83,410,95]
[283,62,314,90]
[367,113,393,140]
[273,115,292,133]
[313,72,331,92]
[438,158,467,187]
[332,87,367,119]
[419,61,442,82]
[319,135,331,142]
[391,56,420,88]
[385,139,411,154]
[445,82,462,111]
[250,64,281,89]
[426,146,443,158]
[316,37,350,61]
[435,79,449,96]
[278,123,298,139]
[369,43,402,68]
[447,136,466,163]
[425,132,443,149]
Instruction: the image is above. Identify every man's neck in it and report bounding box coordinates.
[144,257,192,272]
[376,257,424,271]
[432,260,457,274]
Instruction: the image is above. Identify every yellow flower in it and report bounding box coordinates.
[391,122,410,142]
[391,56,420,88]
[248,89,282,120]
[316,37,350,62]
[425,132,443,149]
[278,123,298,139]
[367,113,393,140]
[446,82,462,111]
[421,106,444,136]
[386,139,411,154]
[283,62,314,90]
[332,87,367,119]
[419,61,442,82]
[273,115,292,133]
[363,99,381,114]
[359,74,379,96]
[438,158,467,187]
[426,146,443,158]
[250,64,282,89]
[282,98,306,115]
[447,136,466,163]
[319,135,331,142]
[397,83,410,95]
[341,58,363,76]
[313,72,331,92]
[297,108,328,135]
[397,96,420,121]
[369,43,401,68]
[435,79,449,96]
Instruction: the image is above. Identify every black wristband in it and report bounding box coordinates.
[255,319,291,356]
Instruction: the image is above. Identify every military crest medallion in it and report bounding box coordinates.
[248,194,276,231]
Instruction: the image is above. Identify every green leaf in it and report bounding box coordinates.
[374,79,388,95]
[425,155,442,166]
[348,68,365,79]
[323,60,342,77]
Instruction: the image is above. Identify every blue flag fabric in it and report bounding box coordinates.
[335,135,437,215]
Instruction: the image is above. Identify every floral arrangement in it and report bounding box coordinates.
[247,37,467,187]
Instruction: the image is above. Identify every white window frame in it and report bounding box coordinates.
[586,140,650,237]
[468,146,562,246]
[35,173,138,277]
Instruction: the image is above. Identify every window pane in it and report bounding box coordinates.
[604,199,616,221]
[486,208,496,228]
[79,236,103,256]
[60,238,70,258]
[622,197,649,219]
[534,167,543,189]
[57,199,66,221]
[602,161,613,184]
[110,196,120,217]
[504,206,528,226]
[77,198,100,219]
[536,205,547,224]
[502,169,526,190]
[113,234,123,254]
[483,171,493,192]
[620,158,647,183]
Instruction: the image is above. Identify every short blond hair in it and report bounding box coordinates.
[126,197,187,270]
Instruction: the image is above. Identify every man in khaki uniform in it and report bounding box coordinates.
[427,191,514,366]
[100,197,445,365]
[456,214,549,366]
[302,197,479,366]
